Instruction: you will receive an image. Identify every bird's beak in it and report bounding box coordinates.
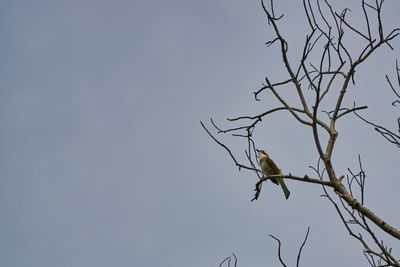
[256,149,261,152]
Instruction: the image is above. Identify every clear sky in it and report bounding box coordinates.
[0,0,399,266]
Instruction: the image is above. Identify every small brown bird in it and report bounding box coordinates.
[257,149,290,199]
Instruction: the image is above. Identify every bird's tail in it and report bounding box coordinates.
[279,180,290,199]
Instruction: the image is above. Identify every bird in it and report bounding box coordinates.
[257,149,290,199]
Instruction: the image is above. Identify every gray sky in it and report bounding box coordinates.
[1,0,399,266]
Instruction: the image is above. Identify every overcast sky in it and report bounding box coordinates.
[1,0,399,266]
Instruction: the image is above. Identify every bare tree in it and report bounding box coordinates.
[202,0,400,266]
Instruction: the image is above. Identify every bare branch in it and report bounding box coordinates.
[219,253,238,267]
[335,11,370,41]
[296,227,311,267]
[227,107,306,122]
[254,78,293,100]
[269,234,288,267]
[336,105,368,119]
[268,227,311,267]
[354,112,400,148]
[262,0,311,115]
[265,78,313,126]
[252,173,332,201]
[200,121,262,173]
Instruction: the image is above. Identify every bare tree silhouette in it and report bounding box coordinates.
[202,0,400,266]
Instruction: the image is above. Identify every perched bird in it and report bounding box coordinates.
[257,149,290,199]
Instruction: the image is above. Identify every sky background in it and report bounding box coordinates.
[1,0,399,266]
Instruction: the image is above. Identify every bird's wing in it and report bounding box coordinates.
[266,157,282,174]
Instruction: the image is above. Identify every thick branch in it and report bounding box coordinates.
[333,183,400,240]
